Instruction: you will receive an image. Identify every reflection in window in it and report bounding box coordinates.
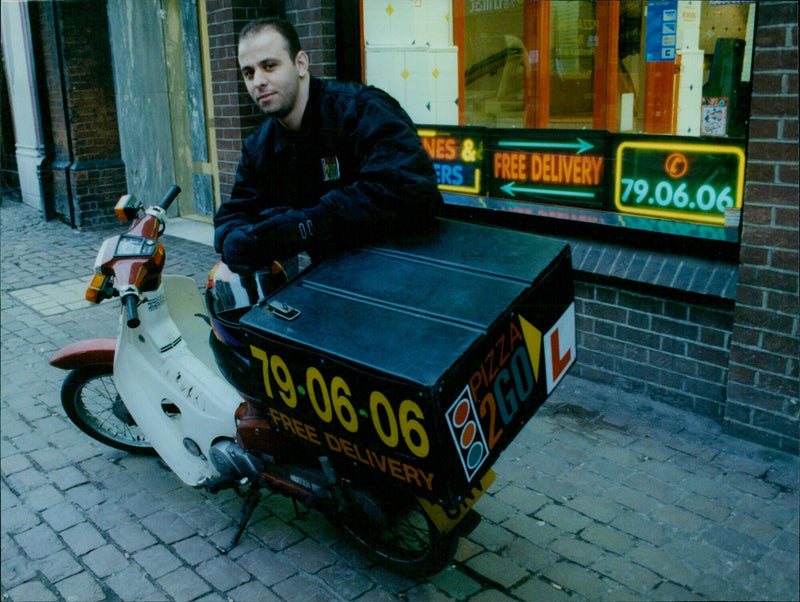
[464,1,525,128]
[549,1,596,128]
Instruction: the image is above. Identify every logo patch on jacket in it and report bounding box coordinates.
[320,156,340,182]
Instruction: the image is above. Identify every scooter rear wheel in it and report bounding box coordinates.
[61,366,156,455]
[339,487,458,577]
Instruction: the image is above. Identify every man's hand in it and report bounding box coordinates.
[221,208,318,272]
[252,209,316,250]
[221,228,262,273]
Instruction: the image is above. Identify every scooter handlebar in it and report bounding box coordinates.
[123,293,140,328]
[158,185,181,211]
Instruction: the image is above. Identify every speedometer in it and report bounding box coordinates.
[114,235,157,257]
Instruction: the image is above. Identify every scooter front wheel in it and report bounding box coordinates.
[339,487,458,577]
[61,366,156,455]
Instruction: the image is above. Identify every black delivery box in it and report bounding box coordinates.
[239,218,576,506]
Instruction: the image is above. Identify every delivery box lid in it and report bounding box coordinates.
[240,219,570,389]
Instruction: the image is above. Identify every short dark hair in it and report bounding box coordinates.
[238,17,302,60]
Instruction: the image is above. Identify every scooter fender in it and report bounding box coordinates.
[49,338,116,370]
[113,276,243,486]
[419,469,494,534]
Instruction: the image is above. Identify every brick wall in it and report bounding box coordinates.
[723,1,799,452]
[34,0,126,229]
[573,281,735,421]
[285,0,337,78]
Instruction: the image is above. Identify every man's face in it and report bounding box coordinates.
[238,27,306,119]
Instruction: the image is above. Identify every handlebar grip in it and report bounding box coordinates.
[123,294,140,328]
[158,185,181,210]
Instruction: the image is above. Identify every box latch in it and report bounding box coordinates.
[267,300,301,321]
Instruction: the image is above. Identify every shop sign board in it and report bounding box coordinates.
[487,130,608,210]
[418,126,485,194]
[420,124,745,241]
[614,138,745,226]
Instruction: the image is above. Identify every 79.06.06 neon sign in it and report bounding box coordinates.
[614,140,745,227]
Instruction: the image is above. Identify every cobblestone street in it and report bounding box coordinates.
[2,199,798,601]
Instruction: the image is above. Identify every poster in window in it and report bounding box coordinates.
[645,1,678,62]
[701,97,728,137]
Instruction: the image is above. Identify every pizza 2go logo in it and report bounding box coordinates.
[445,303,576,481]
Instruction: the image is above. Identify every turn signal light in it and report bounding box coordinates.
[86,274,113,304]
[115,194,143,222]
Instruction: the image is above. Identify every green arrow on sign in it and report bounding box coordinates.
[498,137,595,154]
[501,182,596,199]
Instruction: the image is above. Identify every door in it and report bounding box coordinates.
[107,0,217,218]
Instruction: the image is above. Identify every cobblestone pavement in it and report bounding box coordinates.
[2,198,798,601]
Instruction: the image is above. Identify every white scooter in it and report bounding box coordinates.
[49,186,489,576]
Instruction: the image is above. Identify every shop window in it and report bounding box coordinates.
[362,0,755,138]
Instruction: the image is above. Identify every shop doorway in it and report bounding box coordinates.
[107,0,217,219]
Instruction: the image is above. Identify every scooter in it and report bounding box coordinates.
[48,186,493,576]
[50,185,577,576]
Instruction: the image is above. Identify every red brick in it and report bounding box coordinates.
[743,183,799,206]
[739,266,798,294]
[729,338,793,372]
[752,72,786,95]
[784,117,799,139]
[766,290,800,315]
[747,117,780,139]
[747,140,799,163]
[755,25,792,50]
[735,284,765,308]
[741,204,773,226]
[770,249,800,271]
[739,245,769,266]
[753,47,797,72]
[784,70,800,95]
[753,2,798,28]
[777,163,798,185]
[774,206,799,228]
[744,161,777,183]
[750,95,798,118]
[730,325,761,348]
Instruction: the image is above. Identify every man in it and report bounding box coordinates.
[214,17,442,272]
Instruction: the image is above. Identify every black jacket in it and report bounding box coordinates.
[214,77,441,262]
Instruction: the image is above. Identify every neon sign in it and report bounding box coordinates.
[418,128,483,194]
[614,140,745,226]
[489,131,607,208]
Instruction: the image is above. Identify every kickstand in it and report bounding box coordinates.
[216,483,261,555]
